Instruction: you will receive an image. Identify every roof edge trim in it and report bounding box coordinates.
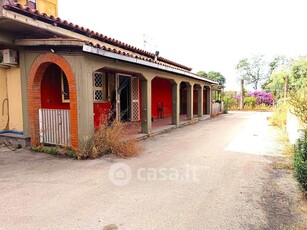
[82,45,218,85]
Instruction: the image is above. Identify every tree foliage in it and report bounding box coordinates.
[290,58,307,90]
[289,88,307,124]
[207,71,226,85]
[196,71,226,85]
[263,57,307,99]
[196,71,207,78]
[236,55,289,90]
[262,65,289,99]
[236,55,270,90]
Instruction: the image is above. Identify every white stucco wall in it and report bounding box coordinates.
[286,110,305,144]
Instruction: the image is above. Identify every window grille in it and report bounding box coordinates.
[93,72,106,102]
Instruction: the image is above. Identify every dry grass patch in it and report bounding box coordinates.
[77,118,141,159]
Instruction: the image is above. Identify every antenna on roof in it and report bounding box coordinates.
[154,51,159,61]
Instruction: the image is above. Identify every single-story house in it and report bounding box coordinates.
[0,0,223,149]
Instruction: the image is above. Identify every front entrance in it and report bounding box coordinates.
[118,75,131,121]
[93,71,140,127]
[116,74,140,122]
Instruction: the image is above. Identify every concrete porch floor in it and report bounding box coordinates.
[126,114,211,140]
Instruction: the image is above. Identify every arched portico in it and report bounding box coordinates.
[28,53,78,148]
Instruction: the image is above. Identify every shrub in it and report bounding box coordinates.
[222,95,237,110]
[288,88,307,124]
[294,130,307,193]
[244,96,257,109]
[77,117,141,159]
[271,100,289,129]
[248,90,274,106]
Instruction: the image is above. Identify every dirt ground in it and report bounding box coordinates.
[0,111,306,229]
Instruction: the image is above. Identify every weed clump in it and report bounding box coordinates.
[77,117,141,159]
[271,100,289,129]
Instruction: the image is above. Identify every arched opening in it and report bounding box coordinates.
[41,64,70,110]
[203,86,210,115]
[193,84,200,115]
[180,82,188,116]
[180,81,195,121]
[28,53,78,148]
[193,84,203,117]
[151,76,173,129]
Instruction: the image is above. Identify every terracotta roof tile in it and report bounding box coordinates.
[3,2,193,71]
[82,41,199,76]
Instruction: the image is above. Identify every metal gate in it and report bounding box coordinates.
[39,109,71,146]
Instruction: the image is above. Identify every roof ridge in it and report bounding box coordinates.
[3,2,193,71]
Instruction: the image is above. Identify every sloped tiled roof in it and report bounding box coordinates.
[3,2,193,71]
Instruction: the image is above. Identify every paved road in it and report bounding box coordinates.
[0,112,306,229]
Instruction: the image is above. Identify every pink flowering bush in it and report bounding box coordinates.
[247,90,274,106]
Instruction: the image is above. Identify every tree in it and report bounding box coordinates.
[207,71,226,85]
[196,71,226,85]
[263,57,307,100]
[196,71,207,78]
[263,65,290,99]
[290,58,307,90]
[236,55,268,90]
[236,59,250,109]
[289,88,307,124]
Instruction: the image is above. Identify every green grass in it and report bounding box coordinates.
[31,145,76,158]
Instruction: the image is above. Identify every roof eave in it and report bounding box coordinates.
[82,45,218,85]
[15,38,85,47]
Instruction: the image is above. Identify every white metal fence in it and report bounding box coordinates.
[39,109,71,146]
[212,102,222,115]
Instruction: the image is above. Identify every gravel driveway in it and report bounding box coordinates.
[0,111,306,229]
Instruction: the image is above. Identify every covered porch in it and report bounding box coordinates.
[88,68,216,140]
[20,42,220,148]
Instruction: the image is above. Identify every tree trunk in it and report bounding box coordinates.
[284,75,289,99]
[240,79,244,109]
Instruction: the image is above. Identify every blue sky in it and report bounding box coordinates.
[59,0,307,90]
